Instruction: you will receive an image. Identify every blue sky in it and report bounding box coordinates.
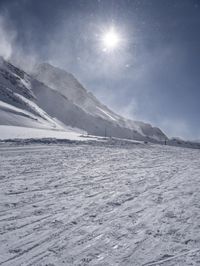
[0,0,199,140]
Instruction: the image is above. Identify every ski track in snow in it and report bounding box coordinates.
[0,143,200,266]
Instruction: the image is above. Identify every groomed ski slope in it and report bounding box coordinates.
[0,142,200,266]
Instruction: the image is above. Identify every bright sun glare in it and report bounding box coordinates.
[101,27,121,52]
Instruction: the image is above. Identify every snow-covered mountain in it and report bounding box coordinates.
[32,62,167,141]
[0,56,167,141]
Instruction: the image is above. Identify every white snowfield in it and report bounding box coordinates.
[0,125,88,141]
[0,142,200,266]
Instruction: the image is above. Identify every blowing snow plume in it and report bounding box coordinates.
[0,15,16,60]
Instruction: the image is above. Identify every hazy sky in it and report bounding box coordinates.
[0,0,200,140]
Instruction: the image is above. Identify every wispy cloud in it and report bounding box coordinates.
[0,15,16,59]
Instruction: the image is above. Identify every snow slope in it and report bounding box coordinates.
[0,57,95,138]
[0,125,88,141]
[0,57,62,130]
[0,142,200,265]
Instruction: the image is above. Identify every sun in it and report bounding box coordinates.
[101,27,121,52]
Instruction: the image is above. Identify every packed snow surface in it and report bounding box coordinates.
[0,142,200,266]
[0,125,87,141]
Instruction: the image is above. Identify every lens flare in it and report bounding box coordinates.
[101,27,121,52]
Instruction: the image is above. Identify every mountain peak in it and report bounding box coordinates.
[33,62,79,84]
